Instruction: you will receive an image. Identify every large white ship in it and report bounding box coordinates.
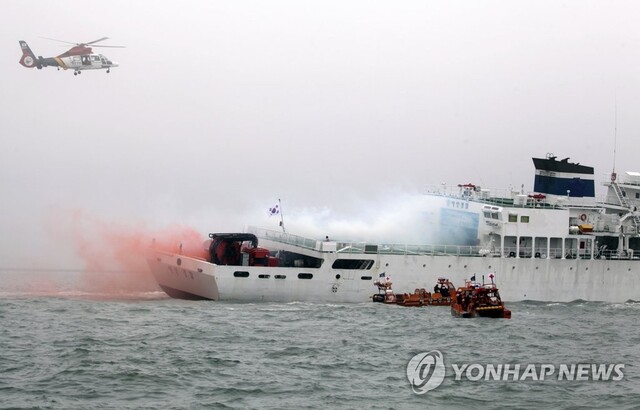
[147,154,640,303]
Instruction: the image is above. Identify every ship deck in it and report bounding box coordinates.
[248,227,639,260]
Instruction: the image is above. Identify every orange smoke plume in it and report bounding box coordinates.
[45,209,209,296]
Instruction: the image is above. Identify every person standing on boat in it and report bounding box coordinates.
[384,278,395,303]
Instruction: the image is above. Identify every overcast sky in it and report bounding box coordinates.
[2,1,640,269]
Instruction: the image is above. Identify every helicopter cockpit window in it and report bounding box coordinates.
[91,55,100,61]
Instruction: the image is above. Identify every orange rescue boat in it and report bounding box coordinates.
[372,277,456,307]
[451,279,511,319]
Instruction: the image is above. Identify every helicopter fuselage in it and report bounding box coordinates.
[39,53,119,72]
[19,40,120,75]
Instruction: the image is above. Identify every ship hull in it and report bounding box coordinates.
[147,250,640,303]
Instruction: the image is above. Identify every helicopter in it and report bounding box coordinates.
[18,37,124,76]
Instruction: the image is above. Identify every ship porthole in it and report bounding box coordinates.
[512,266,515,269]
[385,263,389,267]
[569,267,573,270]
[585,267,588,271]
[177,258,182,266]
[336,274,341,279]
[488,266,492,269]
[423,264,426,268]
[463,265,467,268]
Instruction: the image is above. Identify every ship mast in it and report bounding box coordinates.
[278,198,286,233]
[611,93,618,181]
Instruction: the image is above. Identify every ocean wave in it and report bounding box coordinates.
[2,296,639,409]
[0,290,168,301]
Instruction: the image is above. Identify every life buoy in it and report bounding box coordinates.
[580,214,587,222]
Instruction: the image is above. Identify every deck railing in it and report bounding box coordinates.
[249,226,487,257]
[248,227,640,260]
[248,227,319,250]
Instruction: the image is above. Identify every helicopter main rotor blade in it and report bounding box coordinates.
[85,37,109,45]
[90,44,126,48]
[40,36,78,45]
[41,36,123,47]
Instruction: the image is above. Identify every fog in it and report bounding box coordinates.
[1,1,640,274]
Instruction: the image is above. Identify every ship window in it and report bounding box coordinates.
[364,245,378,254]
[508,214,517,223]
[361,276,372,280]
[491,212,499,220]
[274,275,286,279]
[521,216,530,223]
[332,259,374,270]
[298,273,313,279]
[233,271,249,278]
[636,193,640,199]
[258,274,270,279]
[483,211,491,218]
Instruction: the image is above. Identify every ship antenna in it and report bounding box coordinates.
[278,198,286,233]
[612,92,618,179]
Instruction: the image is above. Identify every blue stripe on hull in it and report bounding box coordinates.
[534,175,595,197]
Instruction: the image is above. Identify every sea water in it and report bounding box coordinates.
[1,290,639,409]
